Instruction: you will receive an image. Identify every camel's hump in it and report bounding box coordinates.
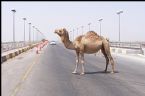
[85,31,99,38]
[75,35,84,42]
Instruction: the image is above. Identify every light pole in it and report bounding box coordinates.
[73,29,74,41]
[70,31,72,40]
[88,23,91,31]
[11,9,16,48]
[81,26,84,35]
[35,28,38,42]
[22,18,26,43]
[36,28,38,42]
[98,18,103,36]
[39,31,45,40]
[32,26,35,43]
[77,28,79,36]
[38,30,41,41]
[37,29,39,41]
[37,29,40,41]
[117,10,123,42]
[28,23,31,44]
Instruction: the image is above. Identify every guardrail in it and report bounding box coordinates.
[1,41,39,53]
[110,42,145,49]
[110,42,145,55]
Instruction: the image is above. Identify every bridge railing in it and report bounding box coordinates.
[110,42,145,49]
[1,41,39,53]
[110,41,145,55]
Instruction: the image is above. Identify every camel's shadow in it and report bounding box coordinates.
[85,71,119,74]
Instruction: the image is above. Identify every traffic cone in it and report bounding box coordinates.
[36,46,39,54]
[36,44,40,54]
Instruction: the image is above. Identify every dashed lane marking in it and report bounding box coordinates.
[10,53,41,96]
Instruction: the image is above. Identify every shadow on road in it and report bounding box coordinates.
[85,71,119,74]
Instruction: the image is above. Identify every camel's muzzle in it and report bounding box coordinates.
[54,31,57,34]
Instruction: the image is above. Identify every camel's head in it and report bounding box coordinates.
[54,28,68,38]
[54,28,69,42]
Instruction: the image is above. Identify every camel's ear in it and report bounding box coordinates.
[63,28,66,31]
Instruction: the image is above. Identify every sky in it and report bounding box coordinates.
[2,1,145,42]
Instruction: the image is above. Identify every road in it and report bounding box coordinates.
[2,43,145,96]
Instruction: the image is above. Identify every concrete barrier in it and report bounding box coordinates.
[1,56,7,63]
[14,52,18,56]
[110,47,144,55]
[9,53,13,58]
[1,43,40,63]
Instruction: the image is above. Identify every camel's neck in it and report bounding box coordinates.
[63,39,75,50]
[61,32,75,50]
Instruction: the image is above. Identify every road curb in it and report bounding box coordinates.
[1,43,38,64]
[1,56,7,63]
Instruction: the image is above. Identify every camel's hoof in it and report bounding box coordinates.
[72,71,77,74]
[110,71,114,74]
[80,72,85,75]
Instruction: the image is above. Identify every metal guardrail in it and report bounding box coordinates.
[1,41,39,53]
[110,42,145,55]
[110,42,145,49]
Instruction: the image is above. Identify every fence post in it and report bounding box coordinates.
[140,43,144,55]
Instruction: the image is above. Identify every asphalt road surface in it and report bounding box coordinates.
[2,43,145,96]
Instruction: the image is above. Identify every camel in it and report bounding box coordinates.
[54,28,115,75]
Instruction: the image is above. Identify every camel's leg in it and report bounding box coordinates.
[103,41,115,73]
[109,56,115,73]
[80,53,85,75]
[101,48,109,72]
[72,51,79,74]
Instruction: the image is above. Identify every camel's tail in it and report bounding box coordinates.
[100,36,109,42]
[106,38,109,42]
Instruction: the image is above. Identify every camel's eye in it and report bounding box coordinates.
[57,30,62,36]
[59,30,62,33]
[59,30,63,34]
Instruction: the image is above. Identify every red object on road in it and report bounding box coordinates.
[36,44,41,54]
[35,40,48,54]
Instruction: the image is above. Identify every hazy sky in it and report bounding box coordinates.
[2,1,145,42]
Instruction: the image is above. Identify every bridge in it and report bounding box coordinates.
[2,1,145,96]
[2,41,145,96]
[2,41,145,63]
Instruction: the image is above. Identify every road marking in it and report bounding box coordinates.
[10,53,40,96]
[21,57,38,82]
[10,82,22,96]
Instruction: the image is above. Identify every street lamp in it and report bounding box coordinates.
[73,29,74,41]
[117,10,123,42]
[32,26,35,43]
[81,26,84,35]
[39,31,45,39]
[28,23,31,44]
[38,30,42,41]
[98,18,103,36]
[22,18,26,43]
[11,9,16,48]
[35,28,38,42]
[88,23,91,31]
[70,31,72,40]
[37,29,40,41]
[77,28,79,36]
